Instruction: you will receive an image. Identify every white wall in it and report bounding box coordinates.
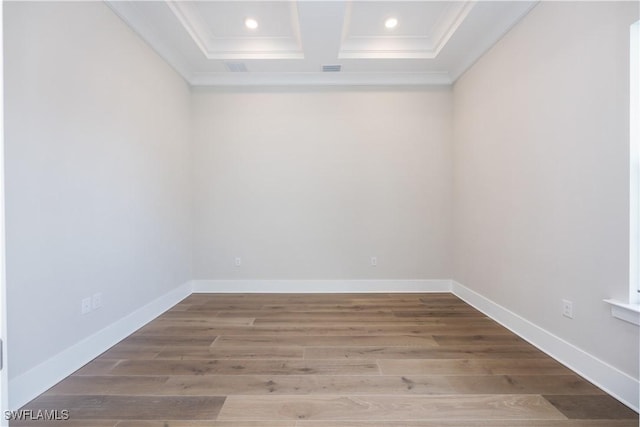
[453,1,639,379]
[192,88,452,281]
[4,2,192,380]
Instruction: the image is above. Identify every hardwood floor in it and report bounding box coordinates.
[14,293,638,426]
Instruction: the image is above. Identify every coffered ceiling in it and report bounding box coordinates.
[106,1,538,86]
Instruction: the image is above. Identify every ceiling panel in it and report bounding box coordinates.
[193,2,296,38]
[166,1,303,59]
[345,2,448,38]
[339,1,474,59]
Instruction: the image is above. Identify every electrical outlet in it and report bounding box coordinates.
[370,256,378,266]
[81,297,92,315]
[235,257,242,267]
[562,299,573,319]
[92,292,102,310]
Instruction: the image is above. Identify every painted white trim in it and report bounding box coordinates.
[8,282,192,410]
[189,72,453,87]
[449,1,538,82]
[192,279,452,294]
[630,20,640,304]
[452,280,640,412]
[604,299,640,326]
[431,1,476,58]
[105,1,194,84]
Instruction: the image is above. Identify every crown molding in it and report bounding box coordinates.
[189,71,452,87]
[431,1,476,57]
[105,1,193,83]
[449,1,539,82]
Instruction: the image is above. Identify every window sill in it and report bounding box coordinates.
[604,299,640,326]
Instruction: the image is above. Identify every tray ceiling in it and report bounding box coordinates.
[107,1,538,86]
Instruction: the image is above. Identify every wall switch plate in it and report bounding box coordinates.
[81,297,92,314]
[92,292,102,310]
[370,256,378,266]
[235,257,242,266]
[562,299,573,319]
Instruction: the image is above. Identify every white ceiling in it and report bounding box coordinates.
[106,1,538,86]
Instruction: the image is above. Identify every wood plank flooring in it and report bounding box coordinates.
[14,293,638,426]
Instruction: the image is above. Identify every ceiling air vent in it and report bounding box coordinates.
[322,64,342,72]
[225,62,248,72]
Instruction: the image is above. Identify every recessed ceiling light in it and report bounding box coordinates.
[385,17,398,29]
[245,18,258,30]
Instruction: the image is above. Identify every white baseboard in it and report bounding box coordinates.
[8,281,192,410]
[451,280,640,412]
[191,279,452,293]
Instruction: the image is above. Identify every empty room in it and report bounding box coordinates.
[2,0,639,425]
